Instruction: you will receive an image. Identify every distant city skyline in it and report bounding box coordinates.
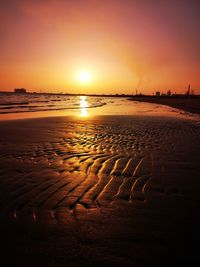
[0,0,200,94]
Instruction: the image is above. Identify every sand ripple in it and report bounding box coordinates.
[0,116,200,223]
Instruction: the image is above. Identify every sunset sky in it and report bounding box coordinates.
[0,0,199,94]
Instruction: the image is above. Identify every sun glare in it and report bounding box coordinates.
[78,71,91,84]
[79,96,89,117]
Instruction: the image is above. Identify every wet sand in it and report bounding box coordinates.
[0,115,200,266]
[130,96,200,115]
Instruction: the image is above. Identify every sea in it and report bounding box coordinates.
[0,93,106,114]
[0,92,199,121]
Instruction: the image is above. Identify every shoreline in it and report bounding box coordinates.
[1,96,200,122]
[129,96,200,115]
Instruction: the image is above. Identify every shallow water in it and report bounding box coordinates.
[0,93,199,121]
[0,93,106,114]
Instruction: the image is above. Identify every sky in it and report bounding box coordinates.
[0,0,199,94]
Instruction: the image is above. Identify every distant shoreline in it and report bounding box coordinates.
[1,90,200,115]
[0,91,135,97]
[129,96,200,115]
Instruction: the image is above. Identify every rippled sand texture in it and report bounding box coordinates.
[0,116,200,266]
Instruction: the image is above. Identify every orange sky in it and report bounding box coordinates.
[0,0,199,94]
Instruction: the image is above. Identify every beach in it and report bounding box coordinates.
[130,96,200,115]
[1,0,200,264]
[0,100,200,266]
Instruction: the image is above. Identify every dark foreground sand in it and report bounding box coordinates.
[0,115,200,266]
[130,96,200,115]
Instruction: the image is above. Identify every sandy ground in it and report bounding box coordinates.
[0,115,200,266]
[130,97,200,115]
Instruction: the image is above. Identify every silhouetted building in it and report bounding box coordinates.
[167,90,171,96]
[14,88,27,93]
[155,91,160,96]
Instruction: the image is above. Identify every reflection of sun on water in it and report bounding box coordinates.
[79,96,89,117]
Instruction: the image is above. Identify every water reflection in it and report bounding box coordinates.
[79,96,89,117]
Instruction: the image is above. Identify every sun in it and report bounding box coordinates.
[78,70,92,84]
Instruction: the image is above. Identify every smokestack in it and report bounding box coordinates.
[188,84,191,95]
